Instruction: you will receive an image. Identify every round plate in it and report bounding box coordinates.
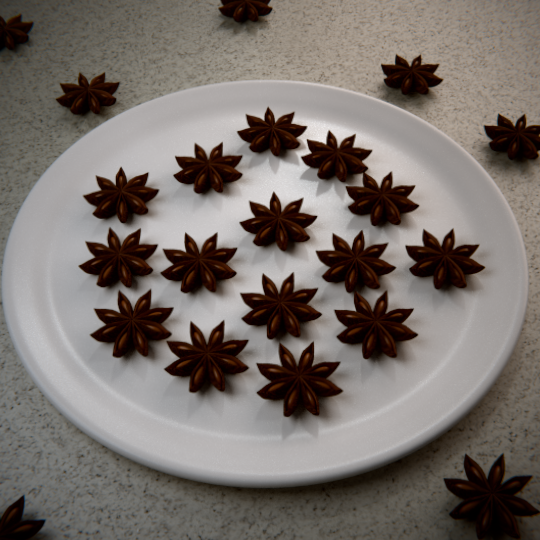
[2,81,527,487]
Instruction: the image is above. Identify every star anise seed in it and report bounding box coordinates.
[56,73,119,115]
[406,229,485,289]
[219,0,272,22]
[240,192,317,251]
[242,273,321,339]
[382,55,443,95]
[91,290,172,357]
[166,321,248,392]
[444,454,540,539]
[257,342,342,417]
[302,131,372,182]
[484,114,540,160]
[335,291,417,359]
[0,496,45,540]
[0,15,33,51]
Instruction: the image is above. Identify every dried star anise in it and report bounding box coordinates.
[0,15,33,51]
[335,291,417,359]
[91,290,172,357]
[174,143,242,194]
[240,192,317,251]
[162,233,237,293]
[84,167,158,223]
[317,231,395,292]
[0,496,44,540]
[406,229,485,289]
[257,342,342,417]
[166,321,248,392]
[484,114,540,160]
[242,273,321,339]
[444,454,540,539]
[56,73,119,115]
[302,131,372,182]
[80,228,157,288]
[382,55,443,95]
[219,0,272,22]
[238,108,307,156]
[347,172,419,226]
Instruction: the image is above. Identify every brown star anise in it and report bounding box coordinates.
[0,496,44,540]
[444,454,540,539]
[162,233,237,293]
[382,55,443,95]
[56,73,119,115]
[242,273,321,339]
[174,143,242,194]
[406,229,485,289]
[240,192,317,251]
[0,15,33,51]
[238,108,307,156]
[347,172,419,226]
[84,167,158,223]
[166,321,248,392]
[80,228,157,288]
[257,342,342,417]
[91,290,172,357]
[484,114,540,160]
[302,131,372,182]
[317,231,395,292]
[219,0,272,22]
[335,291,417,359]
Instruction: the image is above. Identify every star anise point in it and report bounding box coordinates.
[0,496,45,539]
[219,0,272,23]
[0,14,33,51]
[382,55,443,95]
[485,114,540,160]
[56,72,119,114]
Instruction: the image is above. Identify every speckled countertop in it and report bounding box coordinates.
[1,1,539,538]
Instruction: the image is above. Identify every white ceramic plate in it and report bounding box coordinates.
[2,81,527,487]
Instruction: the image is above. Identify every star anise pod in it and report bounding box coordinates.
[0,496,44,540]
[484,114,540,160]
[382,55,443,95]
[238,108,307,156]
[242,273,321,339]
[56,73,119,115]
[257,342,342,416]
[406,229,485,289]
[335,291,417,359]
[91,290,172,357]
[84,167,158,223]
[347,172,419,226]
[219,0,272,22]
[80,228,157,288]
[174,143,242,194]
[0,15,33,51]
[302,131,372,182]
[316,231,395,292]
[444,454,540,539]
[240,192,317,251]
[162,233,237,293]
[166,321,248,392]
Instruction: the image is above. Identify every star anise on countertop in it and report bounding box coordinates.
[219,0,272,22]
[242,273,321,339]
[174,143,242,194]
[444,454,540,539]
[484,114,540,160]
[0,496,44,540]
[80,228,157,288]
[84,167,158,223]
[382,55,443,95]
[162,233,237,293]
[347,172,419,226]
[56,73,119,115]
[257,342,342,417]
[317,231,395,292]
[238,108,307,156]
[0,15,33,51]
[91,290,172,357]
[302,131,372,182]
[335,291,417,359]
[406,229,485,289]
[166,321,248,392]
[240,192,317,251]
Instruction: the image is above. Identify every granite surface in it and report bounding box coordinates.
[1,0,539,538]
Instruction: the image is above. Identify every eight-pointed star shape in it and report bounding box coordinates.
[0,496,44,540]
[0,14,33,51]
[219,0,272,22]
[484,114,540,160]
[381,55,443,95]
[56,73,119,115]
